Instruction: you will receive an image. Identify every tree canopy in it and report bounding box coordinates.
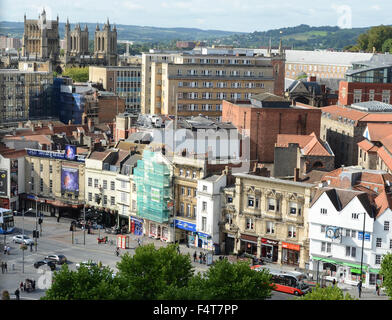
[354,25,392,53]
[41,244,273,300]
[297,285,355,300]
[62,67,89,82]
[380,253,392,298]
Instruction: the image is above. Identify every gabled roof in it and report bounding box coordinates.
[276,132,333,156]
[358,139,378,153]
[374,191,392,218]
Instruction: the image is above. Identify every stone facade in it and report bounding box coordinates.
[221,173,315,269]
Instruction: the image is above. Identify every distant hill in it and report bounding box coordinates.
[213,24,372,50]
[0,21,378,50]
[0,21,243,42]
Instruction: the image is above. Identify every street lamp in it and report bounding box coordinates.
[29,181,38,252]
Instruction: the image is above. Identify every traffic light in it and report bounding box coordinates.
[32,230,40,238]
[38,218,43,225]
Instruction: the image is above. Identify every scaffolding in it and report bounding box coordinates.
[134,150,172,223]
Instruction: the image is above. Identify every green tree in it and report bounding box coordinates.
[382,39,392,54]
[356,26,392,52]
[62,67,89,83]
[297,285,355,300]
[41,263,122,300]
[162,260,272,300]
[380,252,392,298]
[116,244,194,300]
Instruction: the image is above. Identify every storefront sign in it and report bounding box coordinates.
[261,238,279,245]
[130,216,144,224]
[358,232,371,241]
[241,234,258,243]
[282,242,300,251]
[0,170,7,196]
[26,148,85,163]
[197,232,211,239]
[174,219,196,232]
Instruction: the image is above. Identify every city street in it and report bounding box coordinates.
[0,214,388,300]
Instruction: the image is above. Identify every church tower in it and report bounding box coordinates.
[94,19,117,66]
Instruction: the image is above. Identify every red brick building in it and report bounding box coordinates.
[222,93,321,164]
[339,81,392,106]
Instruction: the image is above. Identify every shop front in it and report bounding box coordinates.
[261,238,279,263]
[224,233,235,255]
[197,232,214,251]
[281,242,300,266]
[174,219,197,245]
[129,216,144,236]
[240,234,258,256]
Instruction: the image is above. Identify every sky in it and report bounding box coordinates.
[1,0,391,33]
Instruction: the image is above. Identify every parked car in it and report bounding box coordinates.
[12,235,34,245]
[34,260,56,271]
[105,227,120,235]
[44,254,67,265]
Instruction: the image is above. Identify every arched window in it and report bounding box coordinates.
[98,37,101,51]
[102,37,104,51]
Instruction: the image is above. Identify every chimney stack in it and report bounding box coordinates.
[294,168,300,182]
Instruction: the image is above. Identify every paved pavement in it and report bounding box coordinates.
[0,214,389,300]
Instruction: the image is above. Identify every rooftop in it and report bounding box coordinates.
[351,101,392,112]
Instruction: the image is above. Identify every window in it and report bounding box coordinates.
[49,165,52,174]
[203,185,207,192]
[320,208,327,214]
[352,213,359,220]
[181,187,185,195]
[103,180,107,190]
[40,178,43,192]
[246,218,254,230]
[186,170,190,177]
[385,221,390,231]
[132,183,136,192]
[110,181,115,191]
[390,239,392,249]
[192,171,196,179]
[202,217,207,232]
[351,247,356,258]
[94,179,98,188]
[40,164,43,172]
[345,246,350,257]
[321,242,326,252]
[376,238,382,248]
[375,255,381,265]
[180,203,184,214]
[186,204,191,217]
[248,197,254,207]
[321,225,326,233]
[202,201,207,212]
[289,201,298,214]
[351,230,356,238]
[179,169,184,176]
[103,195,107,205]
[266,221,274,234]
[88,178,92,187]
[327,243,331,253]
[227,196,233,203]
[121,191,127,203]
[110,196,115,206]
[49,180,52,193]
[268,198,275,211]
[88,192,92,201]
[187,188,192,196]
[287,225,296,238]
[132,200,136,211]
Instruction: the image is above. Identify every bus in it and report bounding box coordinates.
[251,265,311,296]
[0,208,15,234]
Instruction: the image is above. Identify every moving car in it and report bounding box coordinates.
[33,260,56,271]
[44,254,67,265]
[12,235,34,245]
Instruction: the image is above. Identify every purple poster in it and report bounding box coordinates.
[61,167,79,192]
[65,145,77,161]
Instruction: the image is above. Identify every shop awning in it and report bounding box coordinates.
[350,269,361,274]
[313,257,339,264]
[342,262,368,271]
[369,268,380,274]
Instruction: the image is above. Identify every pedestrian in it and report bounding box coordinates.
[199,252,202,264]
[357,281,362,298]
[23,282,26,292]
[332,278,336,287]
[7,246,10,255]
[376,283,380,296]
[3,245,6,254]
[177,246,180,254]
[57,215,60,223]
[20,282,23,292]
[30,243,33,252]
[203,254,206,264]
[193,251,197,262]
[14,288,20,300]
[1,262,4,274]
[4,262,7,273]
[32,280,35,291]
